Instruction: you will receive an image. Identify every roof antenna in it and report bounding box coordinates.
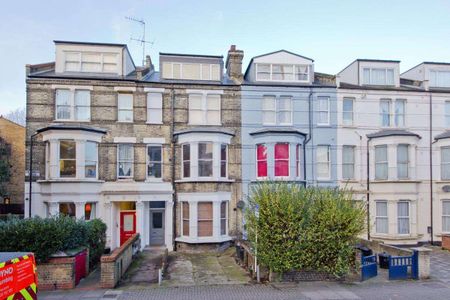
[125,16,155,66]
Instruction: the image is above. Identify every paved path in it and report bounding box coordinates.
[429,246,450,286]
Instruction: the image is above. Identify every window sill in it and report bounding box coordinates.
[316,124,331,128]
[145,179,164,183]
[37,179,105,183]
[117,121,134,124]
[341,125,356,129]
[175,235,232,244]
[371,234,419,241]
[54,119,91,123]
[117,178,135,182]
[187,123,222,126]
[371,180,422,183]
[146,122,164,125]
[175,178,235,183]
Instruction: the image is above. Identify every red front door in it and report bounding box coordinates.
[120,211,136,246]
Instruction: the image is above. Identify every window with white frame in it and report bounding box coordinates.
[188,93,221,125]
[274,143,289,177]
[85,141,98,178]
[397,144,409,179]
[375,145,388,180]
[362,68,395,85]
[442,200,450,232]
[441,147,450,180]
[375,201,388,234]
[182,144,190,178]
[55,89,91,121]
[397,201,410,234]
[118,93,133,122]
[220,201,228,235]
[256,63,309,82]
[220,144,227,178]
[395,99,406,127]
[147,93,163,124]
[342,145,355,180]
[256,144,268,178]
[64,51,118,73]
[182,202,190,236]
[343,98,354,126]
[279,96,292,125]
[430,70,450,88]
[317,97,329,125]
[84,203,96,221]
[316,145,330,179]
[198,143,213,177]
[147,145,162,179]
[162,62,220,81]
[118,144,133,178]
[59,140,76,177]
[262,96,276,125]
[445,101,450,128]
[380,99,391,127]
[296,144,301,178]
[198,202,213,237]
[59,203,76,217]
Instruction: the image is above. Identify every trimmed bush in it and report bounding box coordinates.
[0,215,106,264]
[85,219,107,269]
[245,182,365,278]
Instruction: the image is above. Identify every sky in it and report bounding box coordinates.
[1,0,450,115]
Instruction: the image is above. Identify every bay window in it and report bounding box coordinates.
[220,144,227,178]
[85,141,98,178]
[182,144,190,178]
[188,93,221,125]
[397,144,409,179]
[59,203,76,217]
[182,202,190,236]
[316,145,330,179]
[375,201,388,234]
[443,200,450,233]
[397,201,410,234]
[221,201,228,235]
[274,143,289,177]
[198,143,213,177]
[59,140,76,177]
[85,203,96,221]
[317,97,329,125]
[442,147,450,180]
[118,144,133,178]
[257,144,268,178]
[147,145,162,179]
[55,89,91,121]
[198,202,213,237]
[296,144,301,178]
[118,93,133,122]
[375,145,388,180]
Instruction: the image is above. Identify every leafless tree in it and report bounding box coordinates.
[4,107,26,126]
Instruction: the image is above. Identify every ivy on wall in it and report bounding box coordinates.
[245,182,365,278]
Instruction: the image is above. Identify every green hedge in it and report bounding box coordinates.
[0,215,106,265]
[245,183,365,278]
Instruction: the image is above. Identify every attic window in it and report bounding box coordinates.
[256,64,309,82]
[162,62,220,81]
[430,70,450,88]
[362,68,394,85]
[64,51,118,73]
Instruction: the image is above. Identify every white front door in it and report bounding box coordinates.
[150,210,165,246]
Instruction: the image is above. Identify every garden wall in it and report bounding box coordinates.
[442,235,450,251]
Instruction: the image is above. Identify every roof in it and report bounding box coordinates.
[367,129,421,139]
[173,127,234,136]
[434,131,450,141]
[54,40,127,47]
[244,50,314,78]
[159,52,223,59]
[423,61,450,66]
[339,82,420,92]
[143,71,236,85]
[36,124,107,134]
[249,128,307,136]
[0,116,25,128]
[356,59,400,63]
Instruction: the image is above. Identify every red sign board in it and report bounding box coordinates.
[0,254,37,299]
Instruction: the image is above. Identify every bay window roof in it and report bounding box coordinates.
[174,127,234,137]
[36,124,107,135]
[367,129,421,140]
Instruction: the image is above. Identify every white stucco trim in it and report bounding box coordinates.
[186,89,224,95]
[114,86,136,92]
[113,137,137,143]
[176,132,232,144]
[143,137,166,144]
[144,87,165,93]
[51,84,93,91]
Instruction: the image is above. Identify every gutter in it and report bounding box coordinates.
[170,89,177,251]
[303,88,313,186]
[366,137,371,241]
[429,91,434,245]
[28,132,39,218]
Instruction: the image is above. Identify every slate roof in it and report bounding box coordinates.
[434,131,450,141]
[249,128,307,136]
[367,129,421,139]
[173,127,235,136]
[36,124,107,134]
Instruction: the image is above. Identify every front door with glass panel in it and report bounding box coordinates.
[150,211,165,246]
[120,211,136,246]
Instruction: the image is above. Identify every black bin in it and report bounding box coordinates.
[359,246,373,257]
[378,252,390,269]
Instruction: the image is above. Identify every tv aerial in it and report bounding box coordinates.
[125,16,155,66]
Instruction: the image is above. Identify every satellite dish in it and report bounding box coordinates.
[236,200,246,209]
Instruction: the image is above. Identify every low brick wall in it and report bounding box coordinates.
[100,233,140,288]
[37,248,89,290]
[442,235,450,251]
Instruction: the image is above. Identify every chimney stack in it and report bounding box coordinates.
[226,45,244,84]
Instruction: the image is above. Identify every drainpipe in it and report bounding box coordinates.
[28,132,39,218]
[366,137,371,240]
[429,90,434,245]
[170,88,177,250]
[303,89,313,186]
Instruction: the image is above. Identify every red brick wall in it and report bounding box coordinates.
[37,257,75,290]
[442,235,450,251]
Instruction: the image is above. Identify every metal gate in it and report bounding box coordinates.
[361,254,378,281]
[388,250,418,280]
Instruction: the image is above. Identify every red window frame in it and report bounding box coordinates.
[256,144,267,178]
[275,143,289,177]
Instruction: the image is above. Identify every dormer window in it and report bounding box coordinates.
[362,68,394,85]
[64,51,118,73]
[162,62,221,81]
[256,64,309,82]
[430,70,450,88]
